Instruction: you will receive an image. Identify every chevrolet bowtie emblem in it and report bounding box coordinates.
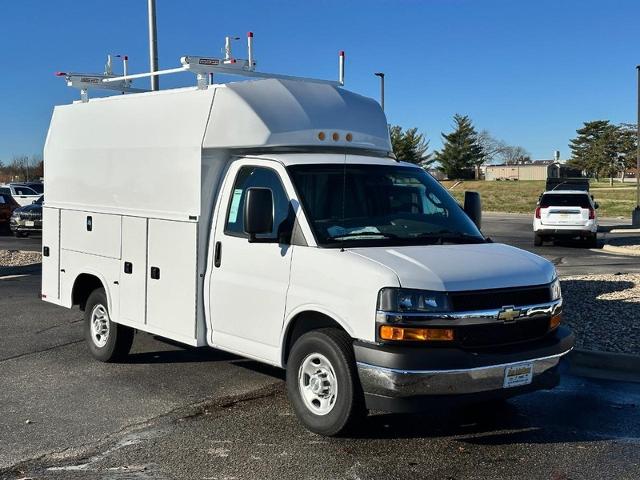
[497,306,521,322]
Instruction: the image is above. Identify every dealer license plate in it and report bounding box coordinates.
[25,221,35,227]
[503,362,533,388]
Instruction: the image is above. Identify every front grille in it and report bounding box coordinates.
[449,285,551,312]
[456,317,551,349]
[17,212,42,220]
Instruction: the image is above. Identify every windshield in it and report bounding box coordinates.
[287,163,484,247]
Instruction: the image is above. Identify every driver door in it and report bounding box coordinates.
[209,160,295,364]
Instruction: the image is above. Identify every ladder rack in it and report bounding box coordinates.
[57,32,346,102]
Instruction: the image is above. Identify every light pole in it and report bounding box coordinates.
[374,72,385,111]
[148,0,159,91]
[634,66,640,225]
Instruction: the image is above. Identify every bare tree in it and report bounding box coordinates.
[500,145,531,165]
[477,130,508,164]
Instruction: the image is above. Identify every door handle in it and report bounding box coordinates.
[214,241,222,268]
[150,267,160,280]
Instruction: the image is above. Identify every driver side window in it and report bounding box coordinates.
[224,166,293,242]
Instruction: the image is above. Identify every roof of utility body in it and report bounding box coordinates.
[44,78,391,219]
[244,153,411,167]
[203,79,391,152]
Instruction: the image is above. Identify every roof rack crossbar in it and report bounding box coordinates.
[57,32,345,102]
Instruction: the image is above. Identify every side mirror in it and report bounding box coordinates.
[463,191,482,229]
[243,187,274,242]
[594,202,599,209]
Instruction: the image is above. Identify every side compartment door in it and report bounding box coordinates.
[119,216,148,327]
[146,219,198,343]
[41,207,60,300]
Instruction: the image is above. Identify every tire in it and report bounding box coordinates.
[534,233,543,246]
[14,232,26,238]
[84,288,134,362]
[586,234,598,248]
[286,328,366,436]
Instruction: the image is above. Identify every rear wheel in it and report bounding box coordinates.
[286,328,366,436]
[585,233,598,248]
[534,233,543,246]
[84,288,134,362]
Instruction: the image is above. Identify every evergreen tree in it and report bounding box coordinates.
[435,114,484,178]
[567,120,614,179]
[617,123,638,180]
[390,126,433,167]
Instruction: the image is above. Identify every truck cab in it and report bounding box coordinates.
[42,77,573,436]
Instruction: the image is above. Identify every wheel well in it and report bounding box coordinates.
[72,274,105,311]
[282,311,347,366]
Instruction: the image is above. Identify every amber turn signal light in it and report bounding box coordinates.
[379,325,454,341]
[550,313,562,330]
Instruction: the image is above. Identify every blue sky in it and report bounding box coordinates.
[1,0,639,162]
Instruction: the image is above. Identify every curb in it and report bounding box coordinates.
[608,228,640,234]
[0,263,42,277]
[601,243,640,257]
[566,349,640,384]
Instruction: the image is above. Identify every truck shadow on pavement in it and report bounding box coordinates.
[346,374,639,444]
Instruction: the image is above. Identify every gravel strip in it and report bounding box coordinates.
[561,273,640,354]
[0,250,42,267]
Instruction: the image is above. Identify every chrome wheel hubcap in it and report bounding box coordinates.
[90,304,110,348]
[298,353,338,416]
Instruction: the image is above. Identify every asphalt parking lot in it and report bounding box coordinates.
[1,214,639,479]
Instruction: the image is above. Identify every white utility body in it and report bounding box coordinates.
[43,38,573,435]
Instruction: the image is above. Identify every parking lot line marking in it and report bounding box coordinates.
[0,274,30,280]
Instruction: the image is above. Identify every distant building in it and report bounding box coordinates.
[485,160,565,181]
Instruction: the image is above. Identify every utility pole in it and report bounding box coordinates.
[634,66,640,225]
[374,72,385,111]
[148,0,159,91]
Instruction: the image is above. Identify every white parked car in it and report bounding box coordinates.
[533,190,598,247]
[0,184,42,207]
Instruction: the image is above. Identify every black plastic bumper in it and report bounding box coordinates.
[354,327,574,413]
[536,229,594,237]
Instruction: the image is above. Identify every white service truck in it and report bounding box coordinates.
[43,50,573,436]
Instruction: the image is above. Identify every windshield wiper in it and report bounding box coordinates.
[414,231,485,244]
[330,231,399,240]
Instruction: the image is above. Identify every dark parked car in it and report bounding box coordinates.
[0,193,21,229]
[10,195,43,237]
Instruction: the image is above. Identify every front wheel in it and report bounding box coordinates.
[84,288,134,362]
[286,329,366,436]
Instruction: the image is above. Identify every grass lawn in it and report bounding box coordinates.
[441,180,637,218]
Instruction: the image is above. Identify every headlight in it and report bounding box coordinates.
[378,288,449,313]
[550,278,562,301]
